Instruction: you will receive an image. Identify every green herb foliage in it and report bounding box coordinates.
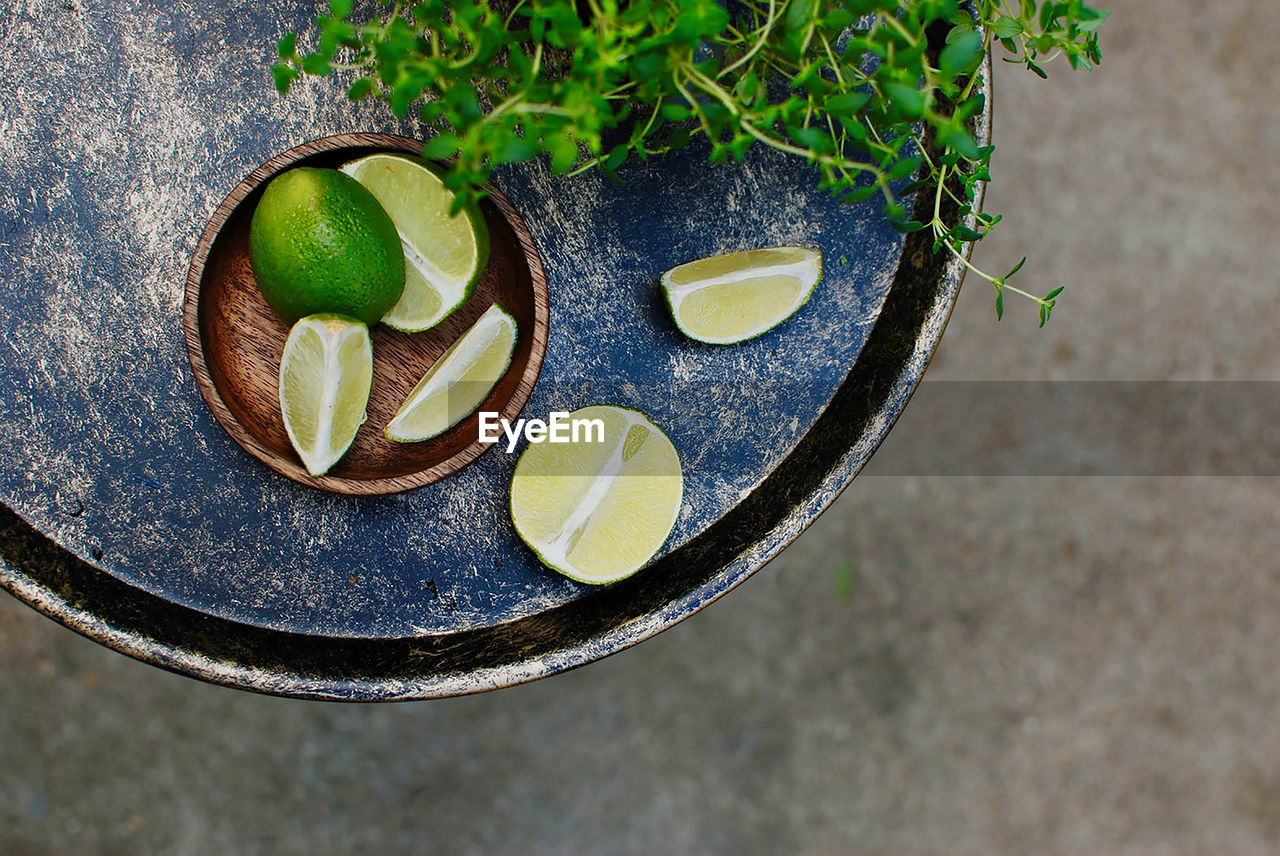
[276,0,1107,324]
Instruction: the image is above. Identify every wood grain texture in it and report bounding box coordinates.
[184,133,550,495]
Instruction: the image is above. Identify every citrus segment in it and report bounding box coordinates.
[661,246,822,344]
[341,153,490,331]
[384,304,517,442]
[510,405,683,585]
[278,314,373,477]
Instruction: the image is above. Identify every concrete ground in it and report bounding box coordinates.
[3,0,1278,852]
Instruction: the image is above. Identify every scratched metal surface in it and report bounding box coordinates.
[0,1,988,696]
[0,0,903,638]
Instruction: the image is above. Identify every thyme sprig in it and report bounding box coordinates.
[275,0,1107,325]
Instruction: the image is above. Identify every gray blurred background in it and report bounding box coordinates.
[3,0,1279,852]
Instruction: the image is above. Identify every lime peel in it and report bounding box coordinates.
[248,167,405,326]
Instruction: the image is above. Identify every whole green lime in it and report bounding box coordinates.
[248,167,405,325]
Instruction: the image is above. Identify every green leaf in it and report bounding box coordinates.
[420,101,445,124]
[329,0,354,18]
[939,29,983,77]
[839,118,868,142]
[277,33,298,60]
[883,83,925,117]
[834,559,856,602]
[548,135,578,174]
[445,87,483,122]
[787,125,830,153]
[995,290,1004,319]
[496,136,537,164]
[271,63,297,94]
[786,0,819,32]
[945,22,975,44]
[422,133,460,160]
[888,155,922,180]
[605,144,629,171]
[1068,51,1093,71]
[726,133,753,162]
[992,16,1024,39]
[1078,9,1111,33]
[1044,285,1065,300]
[347,77,374,101]
[301,53,331,75]
[824,9,855,30]
[840,185,880,204]
[825,91,871,117]
[940,128,980,160]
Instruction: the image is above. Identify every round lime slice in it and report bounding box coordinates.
[278,314,373,477]
[510,405,683,585]
[661,246,823,344]
[384,304,517,443]
[341,153,490,332]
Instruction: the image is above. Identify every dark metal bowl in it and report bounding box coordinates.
[0,1,989,699]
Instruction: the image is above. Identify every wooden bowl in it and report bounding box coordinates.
[183,133,549,495]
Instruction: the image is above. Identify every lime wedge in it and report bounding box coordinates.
[341,153,490,332]
[661,246,823,344]
[510,405,683,585]
[278,314,373,477]
[385,304,517,443]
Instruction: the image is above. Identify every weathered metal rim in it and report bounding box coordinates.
[0,57,991,701]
